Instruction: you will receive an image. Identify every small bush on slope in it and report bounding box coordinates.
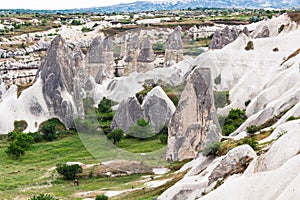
[56,164,83,180]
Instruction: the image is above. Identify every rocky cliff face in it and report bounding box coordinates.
[124,35,140,74]
[39,35,88,128]
[165,26,184,67]
[111,97,144,133]
[137,38,155,73]
[86,36,115,79]
[142,86,176,132]
[254,25,270,38]
[209,26,239,49]
[166,68,222,161]
[137,38,155,63]
[112,86,176,133]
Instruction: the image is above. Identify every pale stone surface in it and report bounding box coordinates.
[166,68,222,161]
[39,35,86,128]
[158,145,256,200]
[165,26,184,67]
[111,97,143,133]
[142,86,176,132]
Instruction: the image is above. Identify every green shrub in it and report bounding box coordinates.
[286,116,300,121]
[81,27,93,32]
[40,118,66,141]
[95,195,108,200]
[222,108,247,136]
[30,193,58,200]
[97,97,113,113]
[203,142,221,157]
[6,142,25,159]
[28,132,43,143]
[13,120,28,132]
[6,132,33,159]
[246,125,260,134]
[71,20,82,25]
[158,125,168,144]
[107,128,124,144]
[56,164,83,180]
[239,137,259,151]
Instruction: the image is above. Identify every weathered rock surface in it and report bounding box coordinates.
[87,36,104,64]
[137,38,155,63]
[142,86,176,132]
[86,36,115,78]
[111,97,144,133]
[124,35,140,74]
[166,67,222,161]
[254,25,270,38]
[165,26,184,67]
[242,27,250,36]
[39,35,87,128]
[208,145,256,185]
[209,26,239,49]
[199,127,300,200]
[158,145,256,200]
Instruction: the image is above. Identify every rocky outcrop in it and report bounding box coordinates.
[137,38,155,63]
[254,25,270,38]
[111,97,144,133]
[166,67,222,161]
[165,26,184,67]
[242,27,250,36]
[39,35,88,128]
[137,38,155,73]
[0,39,49,59]
[86,36,115,78]
[199,127,300,200]
[142,86,176,132]
[124,35,140,74]
[87,36,104,64]
[208,145,256,185]
[209,26,240,49]
[158,145,256,200]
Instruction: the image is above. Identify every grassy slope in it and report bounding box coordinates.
[0,135,166,199]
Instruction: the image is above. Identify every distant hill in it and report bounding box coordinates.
[1,0,300,14]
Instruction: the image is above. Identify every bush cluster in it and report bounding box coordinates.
[222,108,247,136]
[56,164,83,180]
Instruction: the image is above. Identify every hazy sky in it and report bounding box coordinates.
[0,0,166,10]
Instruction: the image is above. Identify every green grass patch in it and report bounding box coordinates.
[116,137,166,153]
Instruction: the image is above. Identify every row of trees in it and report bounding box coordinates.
[6,118,71,159]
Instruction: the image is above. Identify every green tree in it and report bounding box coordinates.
[107,128,124,144]
[40,118,66,141]
[95,195,108,200]
[97,97,113,113]
[6,142,25,159]
[56,164,83,180]
[158,125,168,144]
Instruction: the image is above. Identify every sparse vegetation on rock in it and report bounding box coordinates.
[203,142,222,157]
